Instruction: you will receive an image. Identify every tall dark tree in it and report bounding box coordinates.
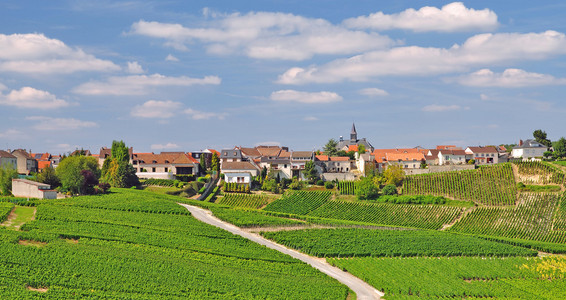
[111,140,129,163]
[56,156,100,194]
[211,152,220,173]
[323,139,338,156]
[533,129,552,147]
[553,137,566,158]
[101,140,139,188]
[0,166,19,196]
[302,161,319,183]
[37,165,60,188]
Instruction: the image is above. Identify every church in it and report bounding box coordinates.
[336,123,374,152]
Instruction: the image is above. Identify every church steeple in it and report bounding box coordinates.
[350,123,357,142]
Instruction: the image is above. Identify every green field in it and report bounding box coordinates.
[0,189,349,299]
[216,193,270,209]
[264,190,332,215]
[262,228,536,257]
[210,207,307,227]
[515,161,566,185]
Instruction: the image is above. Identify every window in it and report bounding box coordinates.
[152,167,156,172]
[237,177,244,183]
[164,167,168,172]
[404,165,408,168]
[284,164,287,168]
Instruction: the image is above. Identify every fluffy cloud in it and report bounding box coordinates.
[26,116,98,130]
[278,31,566,84]
[131,100,183,118]
[304,116,319,121]
[270,90,342,104]
[0,87,70,109]
[0,129,24,138]
[165,54,179,61]
[454,68,566,87]
[73,73,221,95]
[129,12,393,60]
[343,2,498,32]
[151,143,180,150]
[0,33,120,74]
[358,88,389,97]
[422,105,467,112]
[126,61,144,74]
[184,108,227,120]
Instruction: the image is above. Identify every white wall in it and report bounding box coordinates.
[224,172,252,184]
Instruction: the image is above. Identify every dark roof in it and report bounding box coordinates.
[239,147,261,157]
[291,151,313,158]
[439,149,467,156]
[260,157,290,164]
[222,161,259,171]
[351,123,357,135]
[0,150,17,158]
[515,139,546,149]
[466,146,498,153]
[220,149,243,159]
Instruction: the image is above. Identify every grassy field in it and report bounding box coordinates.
[0,188,349,299]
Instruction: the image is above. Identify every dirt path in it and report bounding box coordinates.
[178,203,383,300]
[1,206,37,230]
[440,206,475,231]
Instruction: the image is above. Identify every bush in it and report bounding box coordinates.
[517,182,526,188]
[316,180,324,186]
[356,176,379,200]
[382,184,397,195]
[324,181,334,189]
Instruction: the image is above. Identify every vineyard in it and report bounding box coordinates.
[262,228,536,257]
[0,202,14,223]
[307,200,462,230]
[0,188,349,299]
[263,191,332,215]
[337,181,356,195]
[328,256,566,299]
[210,207,306,227]
[514,161,566,185]
[216,193,269,209]
[402,163,517,205]
[450,193,566,244]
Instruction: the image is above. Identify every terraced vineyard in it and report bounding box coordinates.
[450,193,566,244]
[514,161,566,185]
[337,181,356,195]
[402,163,517,205]
[264,191,332,215]
[328,256,566,299]
[0,189,349,299]
[0,202,14,222]
[308,200,462,230]
[216,193,269,209]
[210,207,306,227]
[263,228,536,257]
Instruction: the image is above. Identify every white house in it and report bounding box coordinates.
[385,152,425,169]
[465,146,499,164]
[511,139,548,159]
[259,157,292,179]
[12,179,57,199]
[222,161,260,186]
[438,149,469,165]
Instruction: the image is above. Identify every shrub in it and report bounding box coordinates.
[324,181,335,189]
[382,184,397,195]
[316,180,324,186]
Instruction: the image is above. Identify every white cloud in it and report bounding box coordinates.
[131,100,183,118]
[480,93,490,100]
[151,143,180,150]
[73,73,221,95]
[0,33,120,74]
[184,108,227,120]
[422,104,467,112]
[0,87,70,109]
[0,83,7,91]
[126,61,144,74]
[165,54,179,61]
[343,2,498,32]
[129,12,393,60]
[270,90,342,104]
[455,68,566,87]
[277,31,566,84]
[26,116,98,131]
[358,88,389,97]
[304,116,319,121]
[0,129,24,139]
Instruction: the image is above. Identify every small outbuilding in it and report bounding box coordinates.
[11,179,57,199]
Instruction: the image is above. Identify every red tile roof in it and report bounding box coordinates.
[385,152,425,162]
[37,161,52,170]
[330,156,350,161]
[466,146,498,153]
[315,155,329,161]
[348,145,359,152]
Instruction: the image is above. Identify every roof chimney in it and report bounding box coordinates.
[519,139,523,147]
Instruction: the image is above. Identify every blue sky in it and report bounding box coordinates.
[1,1,565,154]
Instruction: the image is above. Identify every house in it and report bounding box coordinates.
[425,149,440,165]
[70,149,92,156]
[220,149,243,163]
[133,152,200,179]
[0,150,17,170]
[385,152,426,169]
[315,155,351,173]
[465,146,499,165]
[437,149,469,165]
[511,139,548,159]
[290,151,314,178]
[30,153,53,171]
[259,157,292,179]
[12,179,57,199]
[221,161,260,186]
[336,123,374,153]
[11,149,38,175]
[355,152,378,175]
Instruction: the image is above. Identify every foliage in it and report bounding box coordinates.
[111,140,130,163]
[309,200,462,230]
[143,178,184,188]
[553,137,566,159]
[323,138,338,157]
[302,161,319,183]
[328,256,566,299]
[403,163,517,205]
[533,129,552,147]
[216,194,268,209]
[518,184,561,192]
[358,144,366,154]
[210,207,306,227]
[210,152,220,173]
[264,191,332,215]
[263,228,536,258]
[514,161,565,185]
[56,156,100,195]
[383,165,405,186]
[338,181,356,195]
[381,184,397,195]
[376,195,447,205]
[101,141,139,188]
[288,177,304,190]
[450,193,566,244]
[324,181,334,189]
[199,155,207,172]
[36,165,60,188]
[0,166,19,196]
[0,202,14,223]
[355,176,379,200]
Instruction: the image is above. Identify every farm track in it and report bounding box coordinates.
[179,203,384,300]
[440,206,475,231]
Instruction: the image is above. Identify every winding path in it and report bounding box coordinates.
[178,203,383,300]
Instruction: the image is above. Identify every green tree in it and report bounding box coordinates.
[533,129,552,147]
[355,176,379,200]
[56,156,100,194]
[553,137,566,159]
[37,165,60,188]
[302,161,319,183]
[211,152,220,173]
[0,166,19,196]
[384,165,405,186]
[323,139,338,156]
[101,140,139,188]
[199,155,207,172]
[111,140,130,163]
[382,184,397,195]
[358,144,366,154]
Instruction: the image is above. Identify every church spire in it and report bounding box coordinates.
[350,123,357,142]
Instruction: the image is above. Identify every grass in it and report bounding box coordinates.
[551,161,566,167]
[3,206,35,229]
[518,184,562,192]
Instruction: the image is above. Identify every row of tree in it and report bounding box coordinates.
[533,129,566,160]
